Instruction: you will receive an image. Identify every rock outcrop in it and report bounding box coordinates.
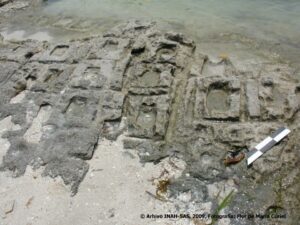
[0,21,299,224]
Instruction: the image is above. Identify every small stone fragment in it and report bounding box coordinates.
[2,200,15,215]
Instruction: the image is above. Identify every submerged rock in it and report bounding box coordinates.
[0,0,29,13]
[0,20,299,223]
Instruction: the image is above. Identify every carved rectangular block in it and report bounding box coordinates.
[127,95,170,139]
[70,62,107,89]
[99,90,125,121]
[32,42,90,63]
[246,80,260,118]
[29,64,74,93]
[259,77,298,120]
[202,78,241,120]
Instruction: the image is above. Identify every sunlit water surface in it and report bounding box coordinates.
[44,0,300,43]
[1,0,300,72]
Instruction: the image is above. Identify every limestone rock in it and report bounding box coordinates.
[0,21,299,223]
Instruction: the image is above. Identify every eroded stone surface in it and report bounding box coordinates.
[0,21,299,224]
[0,0,29,13]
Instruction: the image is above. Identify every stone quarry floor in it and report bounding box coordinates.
[0,1,300,225]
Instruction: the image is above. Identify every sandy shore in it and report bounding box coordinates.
[0,137,172,225]
[0,134,213,225]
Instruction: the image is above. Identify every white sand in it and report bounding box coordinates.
[0,134,213,225]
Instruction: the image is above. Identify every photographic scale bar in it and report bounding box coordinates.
[247,127,291,166]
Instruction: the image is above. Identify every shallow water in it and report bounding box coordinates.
[43,0,300,44]
[1,0,300,72]
[40,0,300,72]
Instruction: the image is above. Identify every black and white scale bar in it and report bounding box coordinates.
[247,127,291,166]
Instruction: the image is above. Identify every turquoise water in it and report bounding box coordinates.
[1,0,299,69]
[44,0,300,45]
[40,0,300,69]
